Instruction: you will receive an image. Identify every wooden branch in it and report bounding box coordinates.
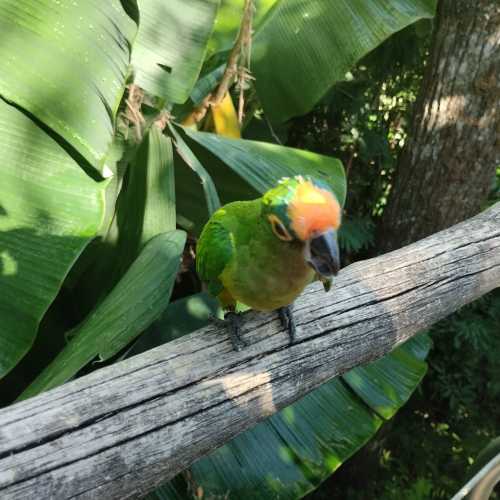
[1,204,499,499]
[211,0,253,107]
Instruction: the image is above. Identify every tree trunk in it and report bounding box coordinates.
[379,0,500,252]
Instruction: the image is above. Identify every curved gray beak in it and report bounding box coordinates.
[306,229,341,277]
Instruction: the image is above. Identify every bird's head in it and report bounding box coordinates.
[261,175,342,277]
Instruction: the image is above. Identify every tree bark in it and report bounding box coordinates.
[379,0,500,252]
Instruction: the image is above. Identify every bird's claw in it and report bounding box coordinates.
[318,275,332,292]
[209,312,248,351]
[279,305,297,345]
[208,313,227,328]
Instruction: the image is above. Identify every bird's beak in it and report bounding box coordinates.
[306,229,341,277]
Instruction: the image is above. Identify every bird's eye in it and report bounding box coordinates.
[268,215,293,241]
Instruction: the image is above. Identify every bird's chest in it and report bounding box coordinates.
[225,240,314,311]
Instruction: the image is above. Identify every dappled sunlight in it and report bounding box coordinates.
[131,0,218,103]
[0,0,136,168]
[424,92,497,133]
[219,370,276,414]
[209,0,276,54]
[188,360,386,497]
[428,94,466,128]
[0,96,104,379]
[0,251,17,276]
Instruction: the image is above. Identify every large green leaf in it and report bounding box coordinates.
[110,126,177,281]
[184,128,346,205]
[69,125,177,315]
[343,333,431,419]
[251,0,436,122]
[19,230,186,400]
[0,98,104,379]
[137,294,430,499]
[169,124,221,216]
[184,379,382,499]
[172,131,255,236]
[171,128,345,235]
[139,128,177,237]
[0,1,137,171]
[132,0,219,104]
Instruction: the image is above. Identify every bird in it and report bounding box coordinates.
[196,175,342,350]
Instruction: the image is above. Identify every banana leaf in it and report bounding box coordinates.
[20,230,186,400]
[173,127,345,235]
[0,98,104,378]
[19,119,181,399]
[132,0,219,104]
[0,0,137,172]
[184,129,346,206]
[66,125,177,317]
[201,0,435,122]
[251,0,436,122]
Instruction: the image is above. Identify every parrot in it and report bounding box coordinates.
[196,175,342,350]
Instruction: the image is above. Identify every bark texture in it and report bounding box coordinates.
[0,205,499,500]
[379,0,500,252]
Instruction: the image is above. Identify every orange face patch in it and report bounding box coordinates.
[288,180,341,241]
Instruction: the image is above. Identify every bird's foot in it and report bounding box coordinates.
[318,275,332,292]
[209,312,248,351]
[278,305,297,345]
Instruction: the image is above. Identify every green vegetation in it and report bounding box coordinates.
[299,22,500,499]
[308,289,500,500]
[1,1,498,498]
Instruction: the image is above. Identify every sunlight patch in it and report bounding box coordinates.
[0,250,17,276]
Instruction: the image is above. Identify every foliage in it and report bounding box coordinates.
[298,24,500,500]
[430,290,500,414]
[250,0,437,123]
[337,217,375,256]
[287,20,433,258]
[308,288,500,500]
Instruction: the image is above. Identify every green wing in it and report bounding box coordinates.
[196,213,234,297]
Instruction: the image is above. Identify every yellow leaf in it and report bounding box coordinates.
[212,93,241,138]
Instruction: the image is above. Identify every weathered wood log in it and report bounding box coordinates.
[0,204,499,500]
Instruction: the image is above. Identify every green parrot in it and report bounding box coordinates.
[196,175,342,350]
